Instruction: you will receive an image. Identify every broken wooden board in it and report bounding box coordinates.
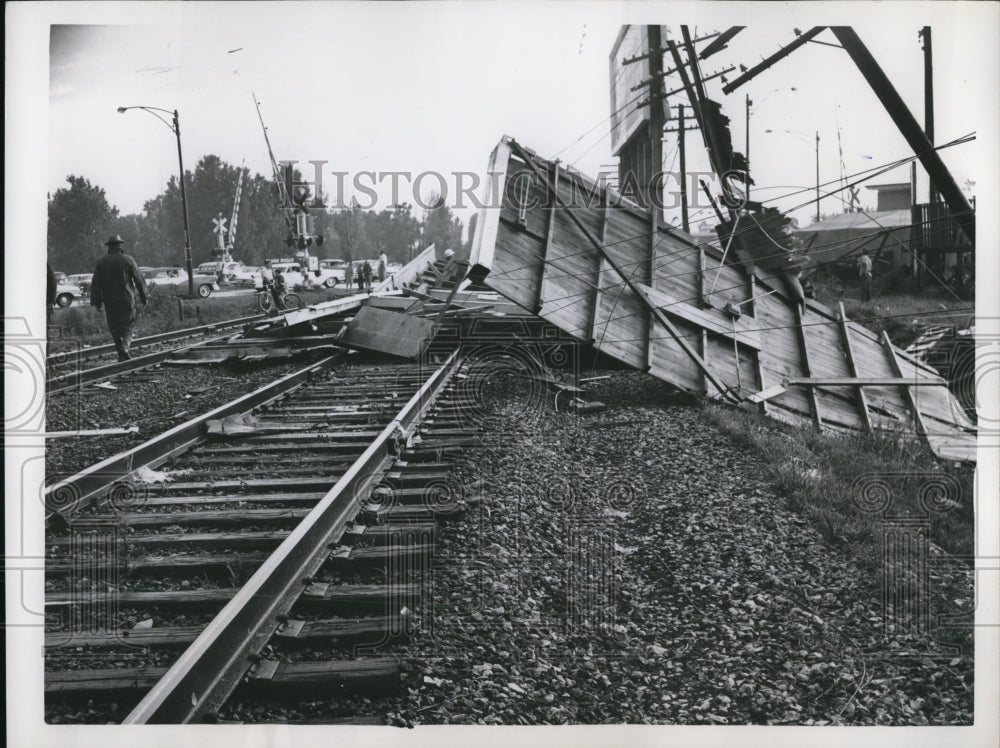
[469,136,976,461]
[364,295,420,313]
[372,244,438,293]
[340,306,436,360]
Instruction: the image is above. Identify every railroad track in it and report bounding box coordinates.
[46,314,267,395]
[44,350,480,724]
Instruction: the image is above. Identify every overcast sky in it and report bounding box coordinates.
[37,2,996,237]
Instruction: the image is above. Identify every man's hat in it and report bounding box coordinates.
[264,259,272,264]
[105,234,124,246]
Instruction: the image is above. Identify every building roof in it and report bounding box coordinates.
[794,210,912,265]
[799,209,911,232]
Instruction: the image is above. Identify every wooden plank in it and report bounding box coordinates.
[881,331,928,437]
[341,306,435,360]
[635,283,762,349]
[80,508,312,528]
[697,248,708,307]
[49,529,290,552]
[45,659,399,696]
[647,206,657,371]
[46,584,420,611]
[787,377,947,387]
[46,626,204,649]
[141,477,341,492]
[46,552,271,576]
[794,307,823,430]
[274,617,404,643]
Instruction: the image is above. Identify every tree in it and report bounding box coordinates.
[48,176,119,272]
[421,193,463,257]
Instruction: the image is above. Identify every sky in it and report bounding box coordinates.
[39,2,996,237]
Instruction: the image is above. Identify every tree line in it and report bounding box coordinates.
[48,155,469,273]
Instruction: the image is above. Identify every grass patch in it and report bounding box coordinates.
[48,285,342,350]
[703,403,974,585]
[811,281,974,349]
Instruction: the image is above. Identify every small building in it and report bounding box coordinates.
[793,210,913,273]
[865,182,911,211]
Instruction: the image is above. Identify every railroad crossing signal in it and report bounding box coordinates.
[212,213,228,251]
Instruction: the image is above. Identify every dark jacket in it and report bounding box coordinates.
[47,263,57,306]
[91,249,148,308]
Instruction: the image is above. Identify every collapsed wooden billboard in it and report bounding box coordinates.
[469,137,976,462]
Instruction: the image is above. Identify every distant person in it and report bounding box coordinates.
[378,250,388,283]
[361,261,373,293]
[857,249,873,301]
[46,263,57,350]
[46,262,57,316]
[90,234,148,361]
[274,266,288,308]
[260,259,282,310]
[344,261,353,290]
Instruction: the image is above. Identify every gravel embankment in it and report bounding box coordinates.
[246,370,972,726]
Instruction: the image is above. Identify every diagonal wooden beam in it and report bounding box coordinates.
[586,189,609,343]
[881,330,928,437]
[837,302,873,431]
[794,306,823,430]
[508,140,738,403]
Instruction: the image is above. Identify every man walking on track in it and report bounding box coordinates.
[90,234,148,361]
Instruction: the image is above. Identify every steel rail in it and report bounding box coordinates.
[124,349,461,723]
[45,332,239,394]
[44,351,348,523]
[46,312,267,368]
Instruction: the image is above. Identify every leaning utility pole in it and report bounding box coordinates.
[919,26,938,204]
[831,27,973,244]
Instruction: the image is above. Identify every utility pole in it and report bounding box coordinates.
[647,25,666,216]
[679,104,689,232]
[920,26,938,204]
[745,94,751,202]
[815,131,821,223]
[664,105,700,233]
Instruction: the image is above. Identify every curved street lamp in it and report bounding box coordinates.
[766,128,821,224]
[117,105,194,296]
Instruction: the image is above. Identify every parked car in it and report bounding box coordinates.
[196,260,256,284]
[140,267,219,298]
[66,273,93,296]
[314,259,352,287]
[253,261,306,291]
[54,280,83,307]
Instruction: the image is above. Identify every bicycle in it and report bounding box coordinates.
[256,286,303,313]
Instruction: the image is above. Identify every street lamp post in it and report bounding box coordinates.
[118,106,194,296]
[765,127,821,224]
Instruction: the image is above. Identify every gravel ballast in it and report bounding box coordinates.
[282,370,972,726]
[45,367,974,725]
